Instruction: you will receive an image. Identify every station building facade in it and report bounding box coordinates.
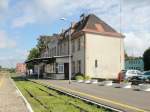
[26,14,125,79]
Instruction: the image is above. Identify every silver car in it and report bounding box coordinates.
[124,70,142,80]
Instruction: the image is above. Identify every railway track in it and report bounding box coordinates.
[31,80,124,112]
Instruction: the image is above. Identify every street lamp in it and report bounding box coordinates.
[60,18,72,84]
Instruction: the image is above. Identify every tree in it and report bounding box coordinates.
[9,68,16,73]
[143,47,150,71]
[124,51,129,59]
[27,47,40,61]
[27,47,40,69]
[36,35,51,55]
[26,35,51,69]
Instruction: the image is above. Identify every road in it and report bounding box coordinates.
[0,72,28,112]
[34,79,150,112]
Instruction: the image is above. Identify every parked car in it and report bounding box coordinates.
[129,71,150,85]
[122,70,142,80]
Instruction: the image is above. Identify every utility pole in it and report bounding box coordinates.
[60,18,72,84]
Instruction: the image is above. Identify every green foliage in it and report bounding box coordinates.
[84,75,91,80]
[27,47,40,69]
[13,78,107,112]
[27,47,40,61]
[124,51,128,59]
[9,68,16,73]
[26,36,52,69]
[143,47,150,71]
[75,75,84,80]
[75,73,91,80]
[36,36,51,55]
[0,67,15,73]
[75,72,84,77]
[123,79,129,83]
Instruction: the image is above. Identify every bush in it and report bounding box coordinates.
[75,72,84,77]
[84,75,91,80]
[75,75,84,80]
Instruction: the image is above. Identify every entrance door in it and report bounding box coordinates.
[64,63,69,79]
[40,65,44,78]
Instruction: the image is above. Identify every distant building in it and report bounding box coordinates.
[16,63,26,73]
[125,58,144,71]
[26,14,125,79]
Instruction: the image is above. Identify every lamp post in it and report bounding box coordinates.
[60,18,72,84]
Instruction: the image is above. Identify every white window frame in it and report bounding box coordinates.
[58,64,64,73]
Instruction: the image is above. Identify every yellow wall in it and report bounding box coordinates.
[85,33,124,79]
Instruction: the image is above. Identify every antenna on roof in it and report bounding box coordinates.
[80,13,85,18]
[80,13,85,21]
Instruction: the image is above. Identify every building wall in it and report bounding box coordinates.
[38,32,125,79]
[125,58,144,71]
[45,63,55,73]
[58,40,69,56]
[85,33,124,79]
[47,38,58,57]
[71,35,85,76]
[16,63,26,73]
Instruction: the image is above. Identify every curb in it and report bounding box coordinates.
[9,77,34,112]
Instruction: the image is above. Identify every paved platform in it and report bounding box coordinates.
[34,79,150,112]
[0,73,28,112]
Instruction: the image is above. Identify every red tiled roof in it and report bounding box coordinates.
[72,14,124,38]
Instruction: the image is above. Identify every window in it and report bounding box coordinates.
[72,40,75,53]
[54,47,56,56]
[58,64,64,73]
[57,46,59,56]
[60,44,62,55]
[128,70,136,74]
[77,38,80,51]
[95,60,98,68]
[77,60,81,73]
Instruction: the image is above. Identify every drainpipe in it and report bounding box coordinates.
[84,33,86,75]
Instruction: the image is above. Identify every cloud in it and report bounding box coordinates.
[0,0,148,69]
[0,0,9,20]
[0,49,28,68]
[10,0,150,57]
[0,0,9,11]
[12,15,35,28]
[124,32,150,57]
[11,0,120,28]
[122,0,150,32]
[15,49,29,58]
[0,30,17,48]
[0,58,24,68]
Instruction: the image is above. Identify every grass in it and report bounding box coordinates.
[12,76,113,112]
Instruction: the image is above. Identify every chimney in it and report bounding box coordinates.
[80,13,85,20]
[71,21,77,28]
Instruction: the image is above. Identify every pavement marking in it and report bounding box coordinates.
[43,82,148,112]
[10,77,34,112]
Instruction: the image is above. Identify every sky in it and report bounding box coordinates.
[0,0,150,68]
